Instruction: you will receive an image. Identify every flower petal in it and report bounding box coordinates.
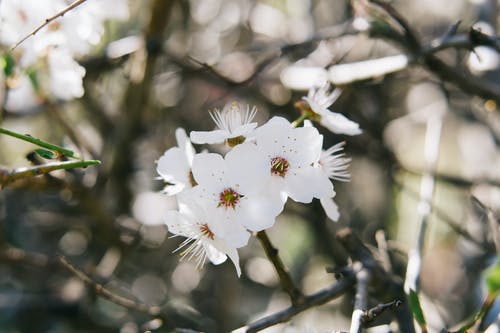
[190,129,229,144]
[320,111,362,136]
[191,153,226,190]
[320,196,340,222]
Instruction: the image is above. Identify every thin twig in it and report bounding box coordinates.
[256,231,304,304]
[453,290,500,333]
[0,127,80,158]
[57,255,162,316]
[336,228,416,333]
[362,300,402,324]
[0,159,100,188]
[404,113,443,294]
[11,0,88,51]
[349,263,371,333]
[232,273,355,333]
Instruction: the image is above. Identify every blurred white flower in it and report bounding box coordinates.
[253,116,334,203]
[4,74,41,112]
[165,194,242,276]
[157,128,197,196]
[190,102,258,147]
[302,84,362,136]
[47,48,85,100]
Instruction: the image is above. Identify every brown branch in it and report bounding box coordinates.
[57,255,162,316]
[336,228,416,333]
[11,0,88,51]
[233,273,355,333]
[256,231,304,304]
[362,300,402,324]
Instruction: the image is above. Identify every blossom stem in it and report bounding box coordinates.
[256,231,304,304]
[290,113,309,128]
[0,127,80,159]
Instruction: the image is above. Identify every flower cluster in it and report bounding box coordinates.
[0,0,128,112]
[157,86,358,276]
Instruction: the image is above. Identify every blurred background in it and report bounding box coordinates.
[0,0,499,332]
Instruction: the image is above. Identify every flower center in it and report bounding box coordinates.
[270,157,290,177]
[199,224,214,240]
[225,135,246,147]
[188,169,198,187]
[218,188,241,209]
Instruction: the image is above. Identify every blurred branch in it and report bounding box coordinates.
[453,290,500,333]
[256,231,304,304]
[349,263,371,333]
[10,0,88,51]
[473,196,500,253]
[395,178,485,249]
[367,0,500,104]
[57,255,162,316]
[404,114,442,294]
[0,246,51,268]
[336,228,416,333]
[105,0,174,214]
[0,159,100,188]
[233,273,355,333]
[47,103,99,158]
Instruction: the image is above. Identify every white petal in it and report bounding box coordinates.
[157,147,190,184]
[285,167,334,203]
[191,153,226,189]
[205,242,228,265]
[212,239,242,277]
[238,192,284,231]
[286,126,323,166]
[225,142,269,193]
[175,128,195,163]
[231,122,258,138]
[320,111,362,136]
[164,210,193,237]
[190,129,229,144]
[320,196,340,222]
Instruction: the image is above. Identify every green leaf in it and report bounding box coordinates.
[34,148,56,160]
[408,289,426,326]
[27,69,41,92]
[1,53,15,77]
[486,260,500,294]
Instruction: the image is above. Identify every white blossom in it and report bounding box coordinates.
[253,116,334,203]
[157,128,197,196]
[302,84,362,136]
[190,102,258,147]
[188,142,284,238]
[165,194,242,276]
[48,48,86,100]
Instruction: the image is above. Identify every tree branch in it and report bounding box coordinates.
[232,273,355,333]
[10,0,88,51]
[57,255,162,316]
[256,231,304,304]
[0,159,100,188]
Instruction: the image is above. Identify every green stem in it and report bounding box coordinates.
[454,290,500,333]
[0,127,80,159]
[290,113,309,128]
[0,159,100,187]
